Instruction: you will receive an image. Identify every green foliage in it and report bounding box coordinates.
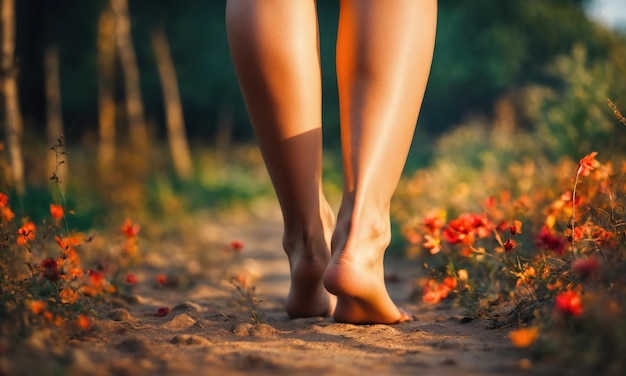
[14,0,626,145]
[523,45,626,160]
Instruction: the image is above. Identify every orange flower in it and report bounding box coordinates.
[16,222,36,246]
[50,204,64,220]
[55,235,80,252]
[55,236,81,264]
[402,227,422,245]
[577,151,598,177]
[555,290,583,317]
[121,219,140,238]
[422,279,452,304]
[1,207,14,222]
[422,234,441,255]
[443,276,457,290]
[66,266,84,279]
[88,270,104,288]
[75,315,91,331]
[59,287,79,304]
[80,285,98,297]
[0,193,7,207]
[510,326,539,348]
[28,300,47,315]
[232,272,250,290]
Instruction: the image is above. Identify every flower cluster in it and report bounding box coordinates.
[0,195,147,340]
[401,150,626,364]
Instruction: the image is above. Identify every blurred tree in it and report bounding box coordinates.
[111,0,148,153]
[151,25,193,180]
[1,0,23,195]
[8,0,626,153]
[97,6,117,177]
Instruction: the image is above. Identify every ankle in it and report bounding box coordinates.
[333,209,392,252]
[282,201,335,256]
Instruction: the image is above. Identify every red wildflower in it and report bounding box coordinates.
[423,215,445,234]
[155,307,170,317]
[442,227,461,244]
[16,222,36,246]
[229,240,244,252]
[442,213,492,247]
[535,226,567,255]
[0,193,7,207]
[41,257,59,281]
[156,274,167,285]
[126,274,138,284]
[50,204,64,220]
[577,151,598,177]
[555,290,583,317]
[509,220,522,236]
[121,219,140,238]
[504,238,516,253]
[571,257,600,278]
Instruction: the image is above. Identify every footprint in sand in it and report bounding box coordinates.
[171,335,212,346]
[231,322,277,337]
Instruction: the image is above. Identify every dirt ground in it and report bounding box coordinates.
[2,206,578,376]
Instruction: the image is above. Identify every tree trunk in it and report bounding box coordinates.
[110,0,147,153]
[216,103,234,155]
[151,26,193,180]
[44,45,67,191]
[97,7,117,177]
[1,0,24,195]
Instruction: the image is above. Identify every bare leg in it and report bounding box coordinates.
[324,0,437,324]
[226,0,335,318]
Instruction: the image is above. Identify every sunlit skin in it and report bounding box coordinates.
[226,0,437,324]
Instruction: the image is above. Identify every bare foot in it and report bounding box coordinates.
[323,216,412,324]
[284,203,337,318]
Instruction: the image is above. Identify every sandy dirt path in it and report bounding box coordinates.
[5,208,568,376]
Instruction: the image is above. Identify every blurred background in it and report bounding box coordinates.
[2,0,626,233]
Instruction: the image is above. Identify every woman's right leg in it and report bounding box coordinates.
[225,0,335,318]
